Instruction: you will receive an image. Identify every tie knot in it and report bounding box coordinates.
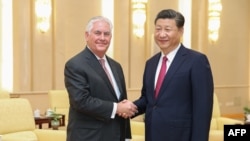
[99,59,105,66]
[162,56,167,62]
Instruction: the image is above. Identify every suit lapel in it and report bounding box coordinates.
[150,54,162,100]
[157,46,188,99]
[85,48,118,99]
[108,58,123,100]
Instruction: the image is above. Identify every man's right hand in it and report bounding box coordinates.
[116,99,138,118]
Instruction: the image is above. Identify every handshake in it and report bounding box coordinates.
[116,100,138,119]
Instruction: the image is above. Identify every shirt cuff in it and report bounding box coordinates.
[111,102,117,119]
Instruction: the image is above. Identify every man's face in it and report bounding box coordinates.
[85,21,112,58]
[154,18,183,54]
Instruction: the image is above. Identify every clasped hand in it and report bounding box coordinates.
[116,99,138,119]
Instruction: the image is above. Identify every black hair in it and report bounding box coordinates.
[154,9,185,28]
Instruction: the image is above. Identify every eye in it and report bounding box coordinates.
[94,31,102,35]
[104,32,111,36]
[165,28,172,32]
[155,28,161,32]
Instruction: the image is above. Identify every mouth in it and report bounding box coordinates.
[96,43,109,49]
[158,40,168,44]
[96,42,107,46]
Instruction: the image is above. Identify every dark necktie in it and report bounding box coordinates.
[99,59,114,87]
[154,56,167,99]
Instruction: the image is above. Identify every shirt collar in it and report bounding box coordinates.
[160,43,181,63]
[87,46,107,61]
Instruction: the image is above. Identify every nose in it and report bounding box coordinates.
[100,34,105,40]
[159,30,167,37]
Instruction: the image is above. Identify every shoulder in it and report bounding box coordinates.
[146,52,161,63]
[106,56,121,66]
[179,45,208,59]
[182,47,211,67]
[65,48,93,66]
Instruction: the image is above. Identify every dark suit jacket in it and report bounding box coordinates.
[64,47,131,141]
[134,45,214,141]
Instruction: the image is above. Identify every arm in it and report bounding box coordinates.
[191,55,214,141]
[64,61,114,121]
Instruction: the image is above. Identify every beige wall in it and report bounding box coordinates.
[13,0,102,91]
[192,0,250,114]
[10,0,250,115]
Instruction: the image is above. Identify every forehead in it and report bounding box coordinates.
[155,18,177,28]
[91,21,111,32]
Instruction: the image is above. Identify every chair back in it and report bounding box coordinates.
[212,93,221,118]
[0,91,10,99]
[210,93,221,130]
[48,90,69,125]
[0,98,36,134]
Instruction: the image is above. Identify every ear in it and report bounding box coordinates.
[179,27,184,34]
[84,31,89,41]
